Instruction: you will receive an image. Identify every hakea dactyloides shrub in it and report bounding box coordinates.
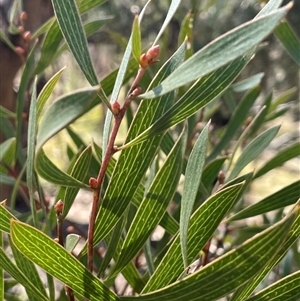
[0,0,299,301]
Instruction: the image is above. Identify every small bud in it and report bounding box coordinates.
[139,53,149,69]
[20,11,27,22]
[245,116,253,127]
[129,87,142,99]
[218,171,225,185]
[15,46,25,57]
[111,101,120,115]
[146,45,160,63]
[66,226,75,233]
[18,26,24,34]
[89,177,98,190]
[23,31,31,42]
[54,200,64,214]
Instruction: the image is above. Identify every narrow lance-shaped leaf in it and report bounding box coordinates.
[275,20,300,66]
[143,183,244,293]
[10,220,119,301]
[246,271,300,301]
[15,41,37,164]
[122,204,298,301]
[51,0,98,85]
[0,138,16,174]
[180,121,209,268]
[0,201,17,233]
[37,66,66,119]
[228,125,280,181]
[207,86,260,161]
[36,86,100,150]
[0,248,48,301]
[9,236,48,301]
[132,14,142,62]
[254,142,300,179]
[26,77,38,228]
[109,125,186,279]
[35,148,88,188]
[227,180,300,221]
[153,0,182,45]
[230,72,264,92]
[230,204,300,301]
[140,4,291,99]
[0,105,16,118]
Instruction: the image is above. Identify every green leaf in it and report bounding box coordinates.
[207,86,260,161]
[178,11,194,59]
[37,66,66,119]
[227,180,300,221]
[0,202,17,233]
[78,0,107,13]
[109,126,186,278]
[153,0,182,45]
[0,138,16,173]
[35,17,110,75]
[246,271,300,301]
[62,145,92,218]
[34,20,63,75]
[65,234,81,253]
[140,4,291,99]
[97,214,127,278]
[9,236,48,301]
[0,105,16,119]
[228,125,280,181]
[275,20,300,66]
[35,148,87,188]
[142,183,244,293]
[26,77,39,228]
[36,86,99,150]
[81,42,186,255]
[51,0,98,85]
[123,205,297,301]
[180,121,209,268]
[268,87,297,113]
[132,14,142,61]
[10,220,119,301]
[15,41,38,164]
[230,204,300,301]
[0,248,48,301]
[254,142,300,179]
[230,72,264,92]
[0,28,16,51]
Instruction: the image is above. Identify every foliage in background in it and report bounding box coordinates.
[0,0,299,300]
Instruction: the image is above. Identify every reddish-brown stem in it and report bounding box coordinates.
[202,239,211,267]
[87,67,145,273]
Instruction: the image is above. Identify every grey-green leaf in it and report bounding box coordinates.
[228,125,280,181]
[51,0,98,85]
[36,86,99,150]
[180,121,209,268]
[140,4,291,99]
